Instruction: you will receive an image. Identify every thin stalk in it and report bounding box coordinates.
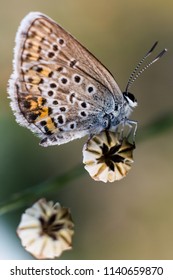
[0,164,84,215]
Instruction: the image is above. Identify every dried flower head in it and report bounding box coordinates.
[83,130,135,182]
[17,198,74,259]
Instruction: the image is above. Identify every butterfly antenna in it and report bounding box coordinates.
[125,42,167,93]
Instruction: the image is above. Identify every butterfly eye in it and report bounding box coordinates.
[123,92,137,108]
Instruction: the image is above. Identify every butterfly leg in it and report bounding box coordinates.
[118,118,137,143]
[126,119,138,142]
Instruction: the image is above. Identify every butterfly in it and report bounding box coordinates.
[8,12,167,147]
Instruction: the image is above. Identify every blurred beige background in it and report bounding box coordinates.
[0,0,173,259]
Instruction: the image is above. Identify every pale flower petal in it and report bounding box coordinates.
[83,130,135,183]
[17,198,74,259]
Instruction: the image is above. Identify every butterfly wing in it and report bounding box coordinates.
[8,12,123,146]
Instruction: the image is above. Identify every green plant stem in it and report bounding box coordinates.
[0,164,84,215]
[0,112,172,216]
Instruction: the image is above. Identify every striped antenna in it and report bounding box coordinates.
[125,42,167,93]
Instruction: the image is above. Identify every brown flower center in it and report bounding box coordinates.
[98,143,124,171]
[39,214,63,240]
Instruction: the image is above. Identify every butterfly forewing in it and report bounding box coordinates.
[9,12,123,146]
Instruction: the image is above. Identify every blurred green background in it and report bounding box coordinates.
[0,0,173,259]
